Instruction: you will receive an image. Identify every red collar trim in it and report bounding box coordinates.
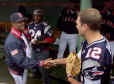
[11,27,22,39]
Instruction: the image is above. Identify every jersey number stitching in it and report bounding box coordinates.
[29,29,41,39]
[86,47,102,60]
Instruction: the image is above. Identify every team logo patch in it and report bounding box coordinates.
[11,49,19,56]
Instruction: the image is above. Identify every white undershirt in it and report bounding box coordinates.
[21,33,32,58]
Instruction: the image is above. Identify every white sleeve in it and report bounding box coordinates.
[42,22,51,34]
[84,78,101,84]
[77,49,82,60]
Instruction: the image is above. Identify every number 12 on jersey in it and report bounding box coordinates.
[85,47,102,60]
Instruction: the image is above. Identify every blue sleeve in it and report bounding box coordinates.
[7,41,40,69]
[104,48,112,66]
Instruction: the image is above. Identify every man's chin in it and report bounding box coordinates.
[19,27,25,32]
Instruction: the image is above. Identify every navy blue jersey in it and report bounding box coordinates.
[28,21,54,51]
[81,37,112,84]
[57,7,78,34]
[28,21,52,40]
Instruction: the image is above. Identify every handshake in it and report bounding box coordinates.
[41,58,65,69]
[41,52,81,78]
[40,52,81,80]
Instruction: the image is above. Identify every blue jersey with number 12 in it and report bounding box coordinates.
[81,37,112,84]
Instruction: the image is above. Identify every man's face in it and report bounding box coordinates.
[76,16,86,36]
[14,20,25,32]
[33,15,43,23]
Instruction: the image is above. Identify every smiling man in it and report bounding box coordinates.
[4,12,52,84]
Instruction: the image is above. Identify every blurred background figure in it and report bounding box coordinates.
[28,8,54,84]
[101,1,114,59]
[57,0,78,58]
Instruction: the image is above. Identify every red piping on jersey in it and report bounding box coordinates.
[8,68,19,75]
[23,28,31,40]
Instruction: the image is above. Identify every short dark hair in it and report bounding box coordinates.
[78,8,102,31]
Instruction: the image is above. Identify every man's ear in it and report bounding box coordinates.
[84,24,88,28]
[84,24,89,29]
[82,24,88,32]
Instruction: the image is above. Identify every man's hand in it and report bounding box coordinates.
[46,59,57,65]
[41,58,56,69]
[31,39,38,44]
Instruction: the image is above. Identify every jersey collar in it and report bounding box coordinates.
[11,27,22,39]
[87,36,105,48]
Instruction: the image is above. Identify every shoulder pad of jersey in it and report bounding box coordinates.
[42,21,48,26]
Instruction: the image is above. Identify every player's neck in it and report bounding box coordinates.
[34,20,40,24]
[85,31,103,45]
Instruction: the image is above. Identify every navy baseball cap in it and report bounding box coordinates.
[10,12,25,22]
